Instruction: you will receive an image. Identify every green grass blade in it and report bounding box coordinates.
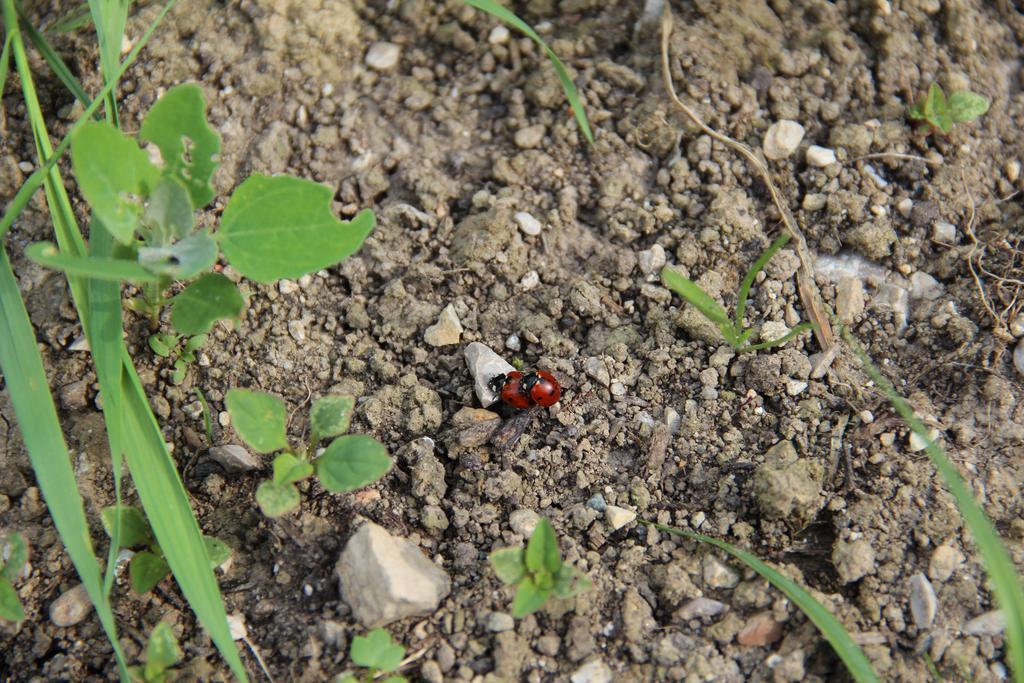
[660,266,731,326]
[0,31,13,94]
[844,328,1024,679]
[0,0,179,242]
[87,0,129,125]
[464,0,593,144]
[738,321,813,353]
[736,233,790,326]
[0,248,130,680]
[16,1,93,109]
[44,2,93,34]
[25,241,161,283]
[645,520,879,683]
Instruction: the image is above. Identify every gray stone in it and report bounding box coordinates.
[509,509,539,537]
[464,342,516,406]
[514,125,546,150]
[513,211,542,236]
[928,545,963,583]
[584,357,611,387]
[571,659,613,683]
[909,572,938,630]
[832,538,875,584]
[586,494,606,512]
[208,445,259,472]
[50,584,92,627]
[424,304,463,347]
[675,597,727,620]
[965,610,1005,636]
[703,555,739,589]
[60,380,89,411]
[806,145,836,167]
[910,271,943,300]
[365,42,401,71]
[335,522,451,628]
[487,611,515,632]
[932,221,957,243]
[763,120,805,160]
[637,244,666,274]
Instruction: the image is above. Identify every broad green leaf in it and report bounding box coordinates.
[552,564,591,598]
[142,177,194,245]
[350,628,405,672]
[225,389,288,454]
[524,518,560,575]
[171,359,188,385]
[26,241,161,283]
[140,83,221,208]
[512,575,549,617]
[144,621,181,675]
[203,536,232,569]
[70,121,159,243]
[183,334,207,354]
[138,231,218,279]
[310,395,355,440]
[0,531,28,581]
[382,677,406,683]
[100,505,153,549]
[661,267,731,326]
[130,550,171,595]
[255,480,300,518]
[0,576,25,622]
[489,547,526,586]
[922,82,946,121]
[169,273,244,336]
[217,175,375,283]
[948,90,990,123]
[315,435,392,493]
[148,333,177,358]
[270,452,314,486]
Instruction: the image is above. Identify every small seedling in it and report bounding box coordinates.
[128,621,181,683]
[225,389,393,518]
[27,82,374,341]
[148,332,206,384]
[0,531,28,622]
[489,518,591,617]
[908,82,989,134]
[101,506,231,595]
[338,628,407,683]
[660,233,813,352]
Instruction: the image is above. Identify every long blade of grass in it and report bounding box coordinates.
[0,248,131,680]
[25,241,161,282]
[738,321,813,353]
[44,1,93,34]
[0,31,12,93]
[844,328,1024,679]
[660,266,732,326]
[644,520,879,683]
[16,0,93,108]
[0,0,178,242]
[87,0,129,125]
[736,233,791,326]
[463,0,593,144]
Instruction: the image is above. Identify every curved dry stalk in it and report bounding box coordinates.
[658,5,835,355]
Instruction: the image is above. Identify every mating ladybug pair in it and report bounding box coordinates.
[489,370,561,409]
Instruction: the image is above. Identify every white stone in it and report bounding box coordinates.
[488,25,510,45]
[965,610,1006,636]
[676,597,726,620]
[520,270,540,291]
[909,572,937,630]
[806,145,836,167]
[932,221,956,243]
[910,271,943,300]
[464,342,516,406]
[908,428,939,452]
[509,509,539,537]
[424,303,463,347]
[514,125,545,149]
[759,320,790,344]
[365,42,401,71]
[514,211,542,236]
[802,193,827,211]
[703,555,739,589]
[897,198,914,217]
[18,161,34,173]
[278,279,299,295]
[335,522,451,628]
[763,120,805,160]
[50,584,93,627]
[287,319,307,342]
[571,659,613,683]
[836,276,865,324]
[605,505,636,530]
[505,333,521,351]
[208,445,259,472]
[1008,313,1024,337]
[637,244,666,274]
[785,380,808,396]
[928,544,963,583]
[487,612,515,632]
[227,613,248,641]
[1014,339,1024,377]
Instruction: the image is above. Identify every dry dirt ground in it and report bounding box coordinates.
[2,0,1024,681]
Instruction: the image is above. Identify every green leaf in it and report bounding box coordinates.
[552,564,591,598]
[142,177,194,245]
[512,575,549,617]
[171,359,187,386]
[70,121,160,243]
[138,231,218,279]
[139,83,221,208]
[225,389,288,454]
[310,395,355,440]
[0,576,25,622]
[314,435,392,493]
[203,536,232,569]
[169,272,245,336]
[0,531,28,581]
[948,90,990,123]
[736,233,791,326]
[148,333,177,358]
[661,267,731,326]
[921,82,953,133]
[489,547,526,586]
[255,480,301,518]
[26,241,161,283]
[350,628,405,672]
[217,175,375,283]
[381,677,407,683]
[101,505,154,549]
[144,621,181,676]
[130,550,171,595]
[183,334,207,354]
[271,452,314,486]
[524,518,560,575]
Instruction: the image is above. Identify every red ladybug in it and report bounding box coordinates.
[490,370,561,409]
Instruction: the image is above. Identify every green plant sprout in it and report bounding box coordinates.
[101,506,231,595]
[661,233,814,352]
[338,628,407,683]
[148,332,206,385]
[0,531,28,622]
[128,621,181,683]
[908,82,989,134]
[25,82,374,340]
[489,517,591,617]
[225,390,393,518]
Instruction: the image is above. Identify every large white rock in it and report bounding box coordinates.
[464,342,516,406]
[336,522,451,628]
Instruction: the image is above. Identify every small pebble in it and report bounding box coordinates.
[509,509,539,537]
[928,544,963,582]
[965,610,1006,636]
[802,193,827,211]
[520,271,540,291]
[287,319,306,342]
[365,42,401,71]
[785,380,808,396]
[737,612,783,646]
[637,244,666,274]
[424,303,463,347]
[1008,313,1024,337]
[278,279,299,295]
[909,272,943,300]
[605,505,636,530]
[1014,339,1024,377]
[487,612,515,632]
[584,357,611,387]
[703,555,739,589]
[513,211,542,236]
[908,428,939,452]
[488,25,510,45]
[208,445,259,472]
[909,572,938,630]
[514,125,545,150]
[18,161,34,173]
[570,659,613,683]
[505,333,521,351]
[836,276,865,324]
[763,120,805,160]
[609,382,626,397]
[675,597,726,620]
[896,198,914,217]
[932,221,957,243]
[321,83,335,97]
[50,584,93,627]
[1005,160,1021,183]
[586,494,607,512]
[806,145,836,167]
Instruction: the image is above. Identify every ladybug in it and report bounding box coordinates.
[490,370,562,409]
